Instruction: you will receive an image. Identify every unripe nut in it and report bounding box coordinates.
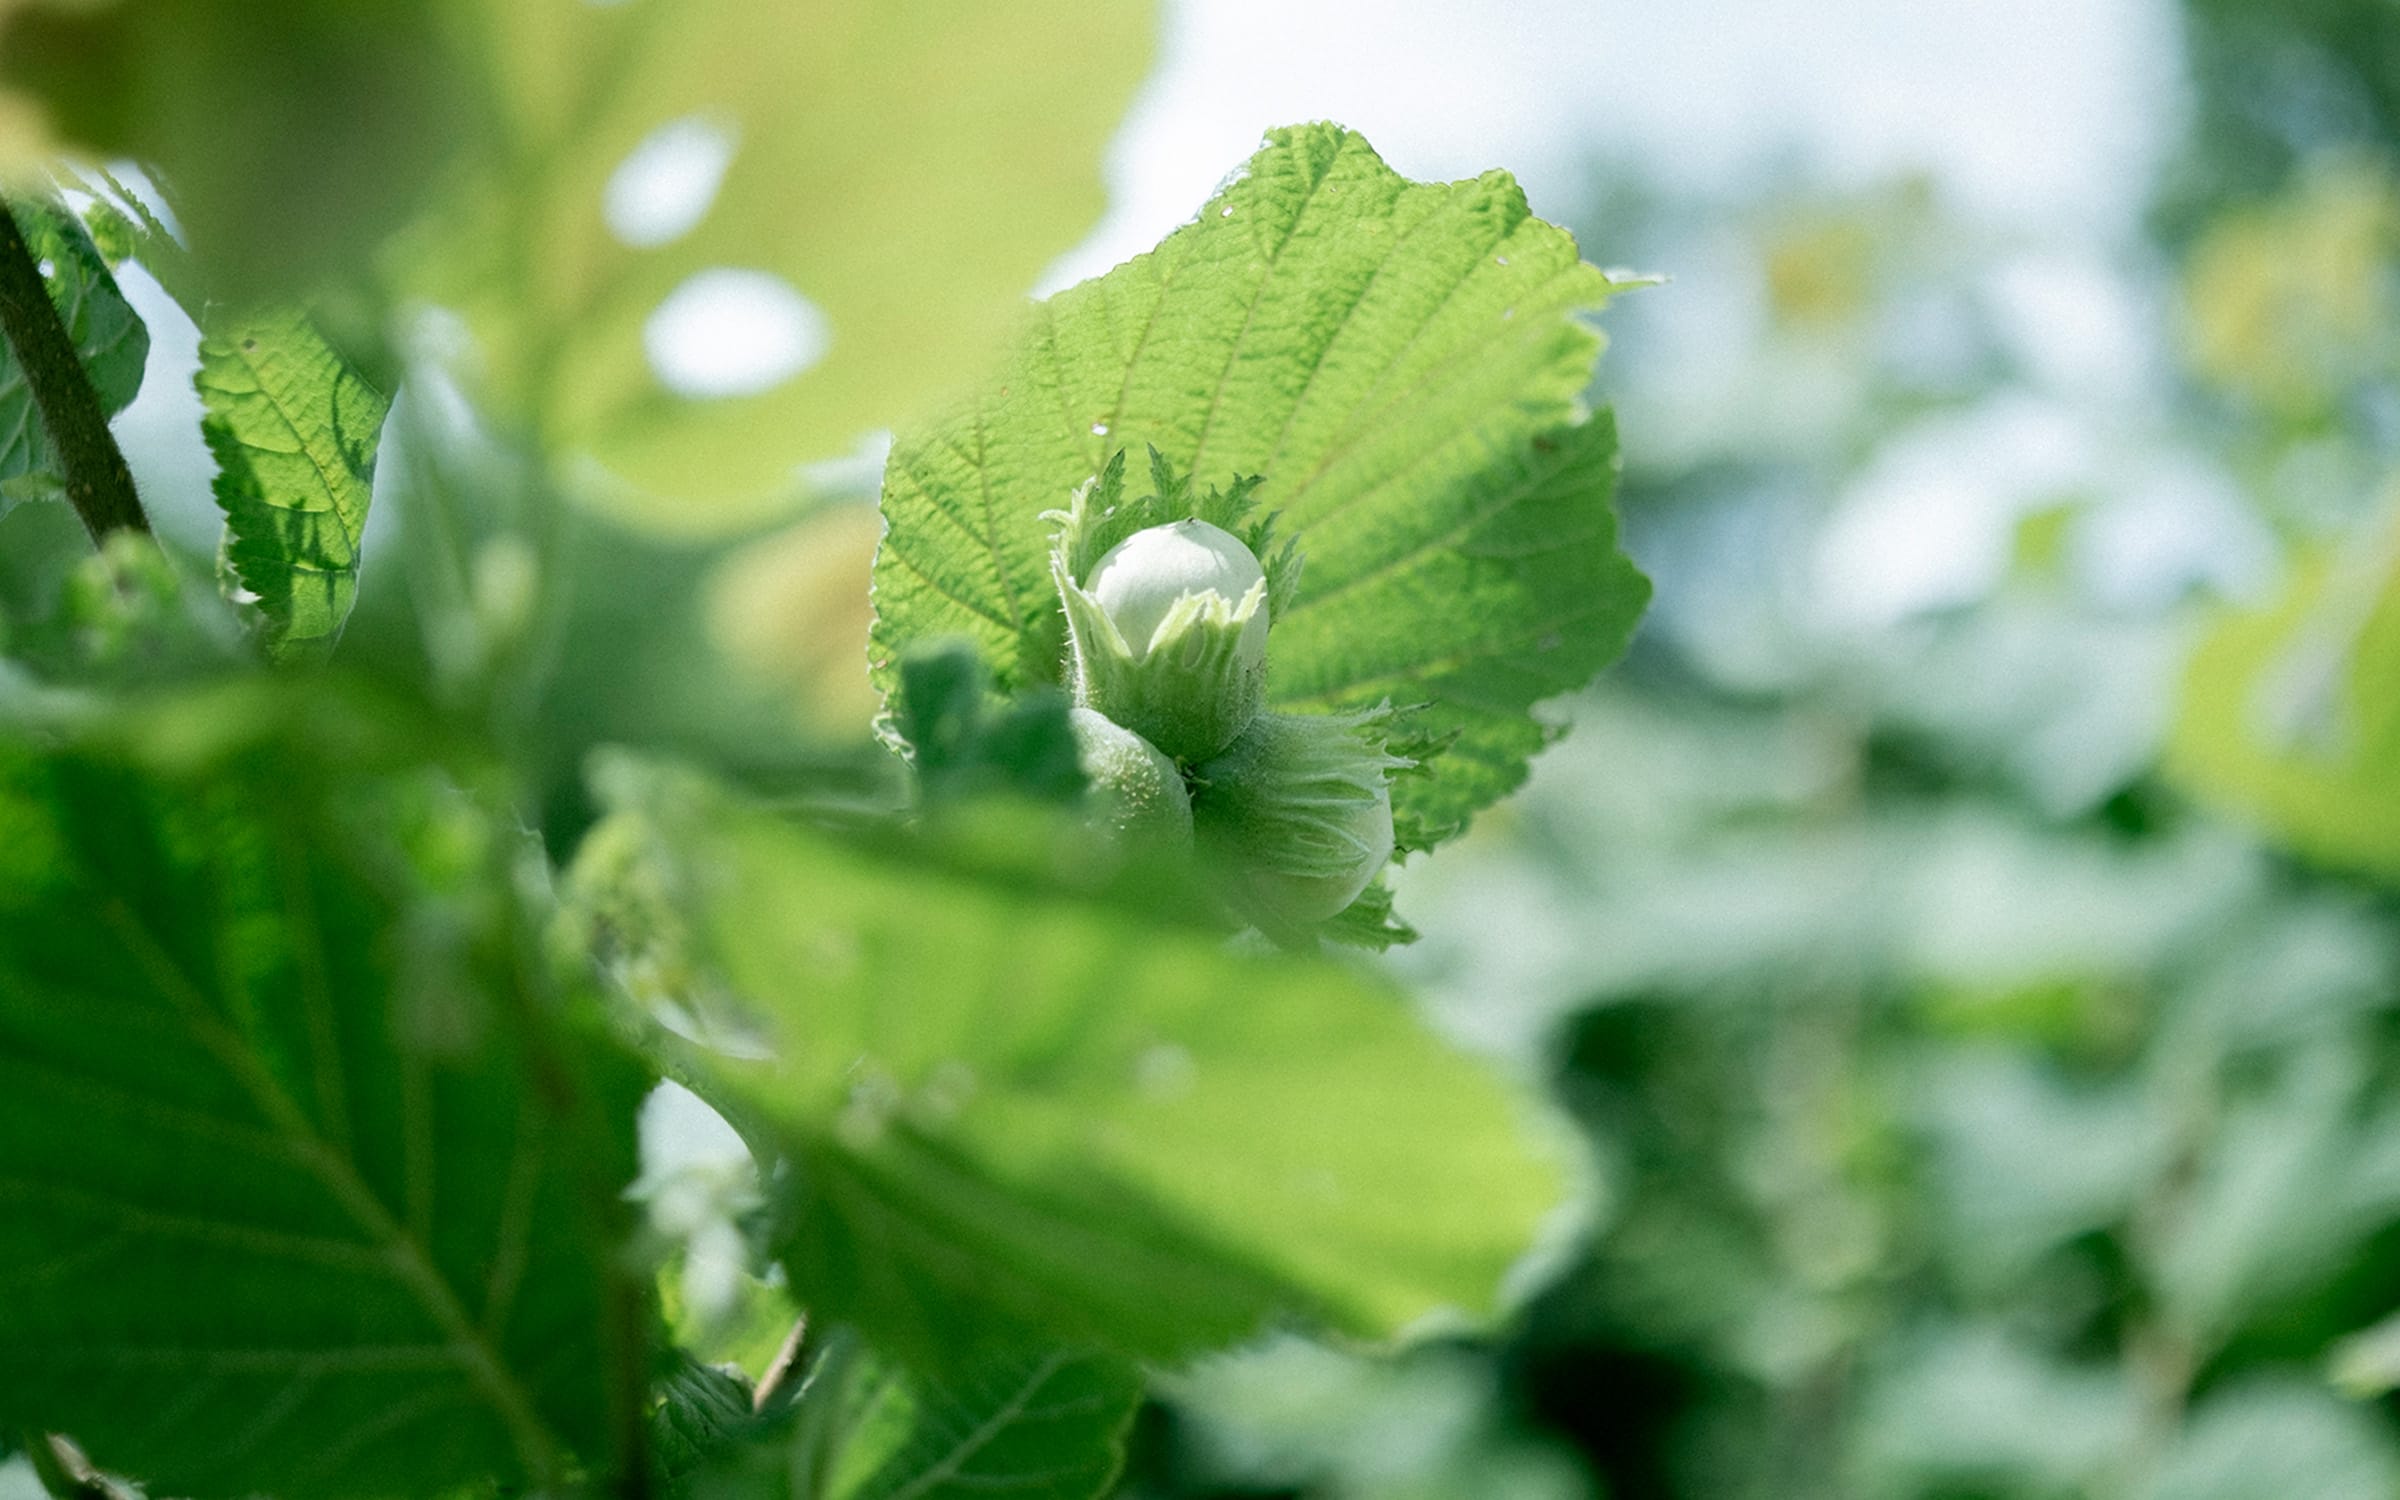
[1055,519,1271,761]
[1087,520,1269,669]
[1069,706,1193,843]
[1242,784,1392,926]
[1193,710,1404,929]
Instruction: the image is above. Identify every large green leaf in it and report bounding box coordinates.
[0,196,148,515]
[871,123,1649,849]
[196,307,390,659]
[669,1343,1140,1500]
[574,769,1573,1374]
[408,0,1153,531]
[0,687,651,1499]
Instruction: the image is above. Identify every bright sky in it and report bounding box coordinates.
[1050,0,2182,287]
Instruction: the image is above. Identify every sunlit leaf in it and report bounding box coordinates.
[574,767,1573,1373]
[2170,537,2400,874]
[675,1343,1138,1500]
[196,306,391,659]
[871,123,1649,852]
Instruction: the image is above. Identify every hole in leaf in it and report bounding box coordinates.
[604,115,738,249]
[644,269,831,399]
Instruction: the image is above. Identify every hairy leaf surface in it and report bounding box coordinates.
[196,308,390,659]
[0,196,148,515]
[872,123,1649,849]
[0,691,649,1499]
[577,771,1573,1373]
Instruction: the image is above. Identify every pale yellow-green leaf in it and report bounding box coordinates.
[576,770,1576,1372]
[410,0,1153,534]
[2169,523,2400,874]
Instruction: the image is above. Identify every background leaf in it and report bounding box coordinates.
[0,0,472,297]
[676,1345,1139,1500]
[2137,1382,2400,1500]
[0,196,147,517]
[0,688,650,1499]
[577,769,1572,1373]
[196,307,391,659]
[871,123,1648,850]
[890,640,1085,808]
[652,1357,761,1487]
[2170,530,2400,873]
[406,0,1153,531]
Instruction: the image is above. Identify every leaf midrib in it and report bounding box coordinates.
[98,895,569,1484]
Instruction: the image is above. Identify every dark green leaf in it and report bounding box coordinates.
[891,641,1084,808]
[0,687,651,1499]
[653,1358,762,1486]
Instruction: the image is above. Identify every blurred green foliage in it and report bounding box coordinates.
[11,1,2400,1499]
[1105,3,2400,1497]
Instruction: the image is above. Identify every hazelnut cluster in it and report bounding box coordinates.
[1047,455,1405,931]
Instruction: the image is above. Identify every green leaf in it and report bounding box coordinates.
[653,1357,762,1486]
[675,1343,1138,1500]
[0,687,651,1499]
[1851,1329,2139,1498]
[871,123,1650,852]
[1317,877,1417,952]
[575,769,1573,1373]
[1,529,250,686]
[891,641,1085,808]
[2148,1045,2400,1346]
[1165,1336,1590,1500]
[827,1347,1140,1500]
[2139,1382,2400,1500]
[196,307,391,659]
[0,196,148,517]
[405,0,1154,532]
[2170,537,2400,874]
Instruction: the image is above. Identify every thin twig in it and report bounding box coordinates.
[754,1314,811,1412]
[21,1433,123,1500]
[0,198,149,543]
